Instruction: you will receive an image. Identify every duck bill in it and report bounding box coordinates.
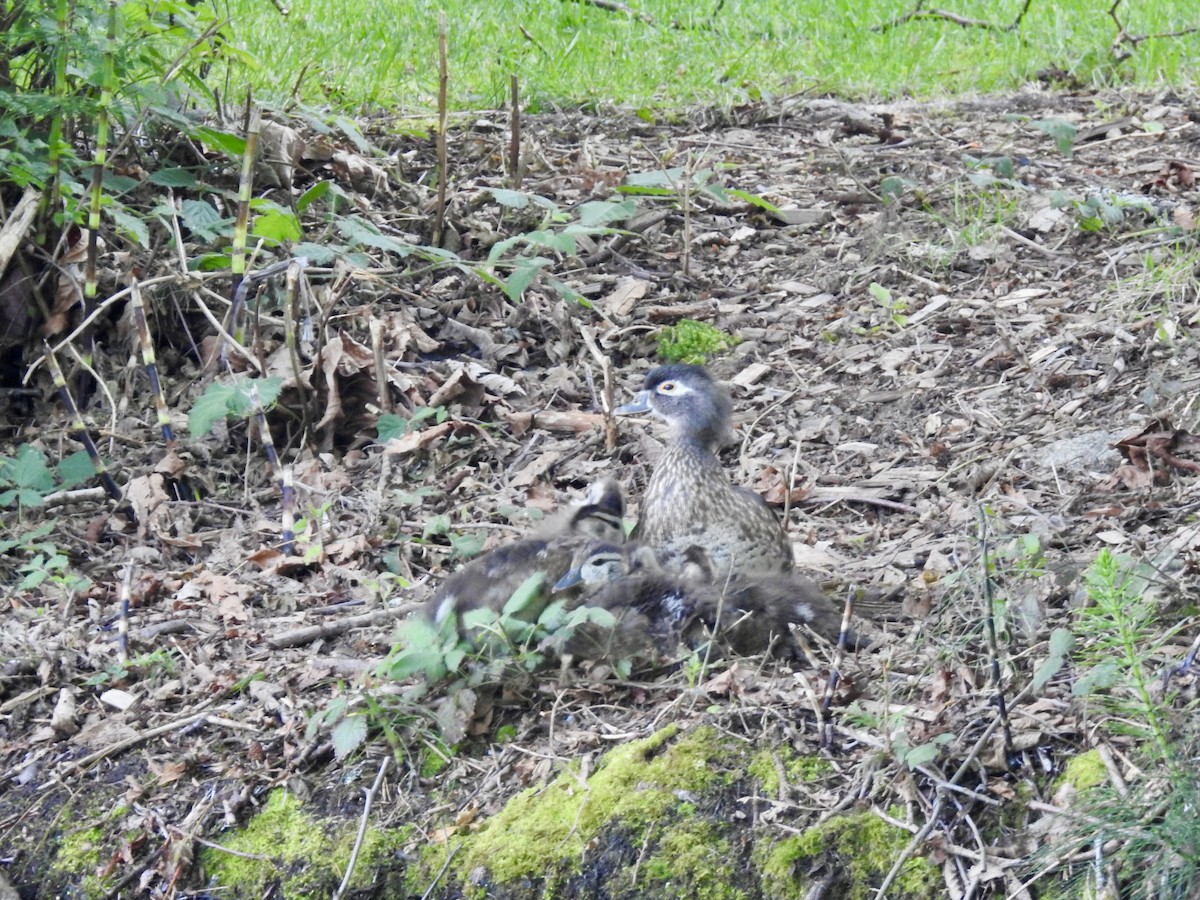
[553,569,583,591]
[614,392,652,415]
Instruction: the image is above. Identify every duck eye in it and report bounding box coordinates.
[658,381,677,393]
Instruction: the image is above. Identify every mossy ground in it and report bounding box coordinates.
[756,809,939,900]
[199,789,409,898]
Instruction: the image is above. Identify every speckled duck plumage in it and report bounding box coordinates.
[555,541,846,662]
[616,364,793,579]
[425,477,625,630]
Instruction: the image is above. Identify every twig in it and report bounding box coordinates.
[977,506,1015,765]
[564,0,654,25]
[874,0,1031,32]
[509,74,522,189]
[267,604,419,650]
[333,755,391,900]
[1108,0,1200,59]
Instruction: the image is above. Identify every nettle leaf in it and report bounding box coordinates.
[251,200,302,245]
[448,531,486,560]
[622,168,684,192]
[376,413,408,441]
[489,188,533,209]
[1048,627,1073,657]
[1032,653,1066,694]
[2,445,55,494]
[880,176,918,202]
[296,179,350,213]
[1032,118,1077,158]
[577,199,636,226]
[502,257,551,302]
[502,573,546,617]
[194,125,246,159]
[148,167,199,188]
[108,205,150,248]
[180,199,228,242]
[337,215,414,257]
[330,714,368,760]
[57,450,97,489]
[188,377,284,436]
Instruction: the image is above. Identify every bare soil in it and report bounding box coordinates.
[2,86,1199,898]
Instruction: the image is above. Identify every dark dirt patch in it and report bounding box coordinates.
[2,87,1199,898]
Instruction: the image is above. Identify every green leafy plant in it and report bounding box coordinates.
[657,319,741,363]
[0,445,95,509]
[188,376,284,437]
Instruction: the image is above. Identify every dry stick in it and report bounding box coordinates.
[977,505,1015,764]
[566,0,655,25]
[509,75,522,189]
[432,12,449,247]
[1107,0,1200,56]
[43,343,123,504]
[0,187,40,276]
[577,324,617,453]
[819,587,856,749]
[267,605,418,650]
[130,278,175,445]
[117,564,132,664]
[873,0,1032,32]
[248,383,294,555]
[332,755,392,900]
[282,257,313,439]
[370,317,390,414]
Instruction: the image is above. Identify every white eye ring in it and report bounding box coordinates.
[658,382,678,393]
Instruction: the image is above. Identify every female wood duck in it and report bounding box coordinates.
[425,477,625,629]
[555,541,846,661]
[616,364,793,579]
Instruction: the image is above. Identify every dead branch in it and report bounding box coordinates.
[565,0,654,25]
[874,0,1032,32]
[1108,0,1200,59]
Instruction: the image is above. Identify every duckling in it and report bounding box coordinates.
[616,364,793,579]
[425,477,625,629]
[556,542,848,661]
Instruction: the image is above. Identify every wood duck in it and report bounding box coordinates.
[555,541,846,661]
[616,364,793,579]
[425,477,625,629]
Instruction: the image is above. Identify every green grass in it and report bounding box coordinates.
[215,0,1200,112]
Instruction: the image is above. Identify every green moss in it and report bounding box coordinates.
[639,821,747,900]
[757,810,938,900]
[1056,750,1107,794]
[748,749,831,797]
[200,789,408,898]
[454,725,736,885]
[49,825,107,898]
[657,319,741,364]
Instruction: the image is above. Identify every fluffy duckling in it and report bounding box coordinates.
[425,477,625,629]
[557,541,848,661]
[616,364,793,579]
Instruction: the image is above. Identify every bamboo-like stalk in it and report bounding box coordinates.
[84,0,118,302]
[229,96,260,328]
[130,279,175,445]
[248,383,293,554]
[43,342,123,504]
[432,12,449,247]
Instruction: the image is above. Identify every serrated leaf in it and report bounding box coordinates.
[194,125,246,159]
[490,188,531,208]
[252,205,302,245]
[1032,118,1077,158]
[1048,627,1073,657]
[577,199,636,227]
[1031,653,1066,693]
[903,741,941,768]
[149,167,199,188]
[331,715,368,760]
[180,199,227,242]
[57,451,97,489]
[502,573,546,617]
[2,445,54,493]
[108,205,150,248]
[502,258,550,302]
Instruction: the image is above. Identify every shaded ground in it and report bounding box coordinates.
[1,87,1199,897]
